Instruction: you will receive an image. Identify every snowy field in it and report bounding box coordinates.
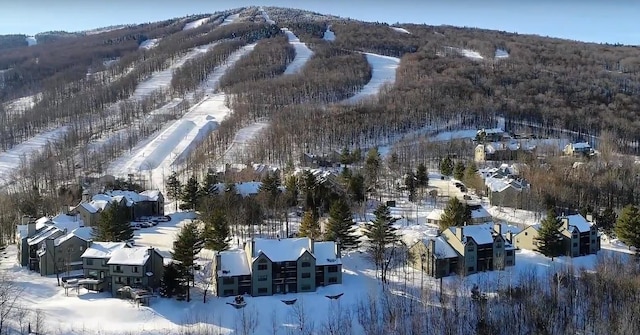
[0,126,69,188]
[108,43,258,193]
[282,28,313,75]
[343,53,400,104]
[390,26,411,34]
[183,17,210,30]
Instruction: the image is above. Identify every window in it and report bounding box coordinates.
[223,289,234,296]
[134,278,142,284]
[467,246,474,252]
[80,246,85,251]
[101,260,107,267]
[301,285,311,290]
[133,266,138,273]
[591,239,596,244]
[88,270,98,278]
[301,261,311,268]
[524,232,528,236]
[302,273,311,278]
[506,260,513,266]
[258,288,268,294]
[223,277,234,285]
[506,250,513,257]
[115,265,122,273]
[258,275,267,282]
[328,265,338,273]
[495,242,502,248]
[328,277,337,284]
[67,246,74,253]
[86,259,94,266]
[468,266,475,272]
[258,264,268,271]
[572,243,578,247]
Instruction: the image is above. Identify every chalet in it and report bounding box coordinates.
[474,141,535,163]
[73,190,164,226]
[514,214,600,257]
[426,204,493,227]
[107,246,165,297]
[214,238,342,297]
[408,236,458,278]
[563,142,594,156]
[81,241,131,292]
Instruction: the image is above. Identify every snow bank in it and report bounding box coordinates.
[0,127,68,188]
[139,38,160,50]
[183,17,209,30]
[343,53,400,104]
[390,26,411,34]
[282,28,313,74]
[495,48,510,59]
[323,27,336,41]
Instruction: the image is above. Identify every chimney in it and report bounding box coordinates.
[309,238,314,254]
[494,223,502,235]
[586,214,593,222]
[251,239,256,258]
[456,226,464,241]
[505,231,514,244]
[436,229,442,237]
[82,190,91,203]
[215,253,222,272]
[562,217,570,230]
[335,241,341,259]
[21,215,33,225]
[27,221,36,237]
[147,246,154,256]
[429,238,436,253]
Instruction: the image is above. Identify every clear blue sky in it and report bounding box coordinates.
[0,0,637,45]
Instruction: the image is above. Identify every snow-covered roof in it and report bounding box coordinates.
[562,214,593,233]
[217,250,251,277]
[448,223,499,245]
[253,238,314,262]
[55,227,93,246]
[50,213,84,231]
[27,226,63,246]
[313,241,341,266]
[477,128,504,135]
[422,236,458,259]
[471,206,492,219]
[140,190,162,201]
[214,182,264,197]
[427,209,444,221]
[82,242,129,259]
[107,247,152,266]
[485,177,526,193]
[572,142,591,149]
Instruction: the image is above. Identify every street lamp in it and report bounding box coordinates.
[420,253,426,299]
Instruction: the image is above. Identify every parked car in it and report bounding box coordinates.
[155,215,171,222]
[139,222,153,228]
[130,222,142,230]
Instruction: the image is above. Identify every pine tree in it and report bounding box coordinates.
[203,208,230,251]
[324,197,359,252]
[348,172,365,203]
[463,163,483,193]
[439,197,472,230]
[180,176,200,211]
[201,170,219,197]
[166,172,182,212]
[93,201,133,242]
[172,220,204,302]
[300,170,319,211]
[298,210,321,239]
[453,161,466,180]
[258,172,281,209]
[159,262,182,298]
[283,175,298,207]
[404,171,417,202]
[615,204,640,252]
[535,210,563,259]
[340,147,352,165]
[364,147,381,191]
[597,206,617,236]
[440,156,454,176]
[416,163,428,187]
[363,204,401,283]
[351,147,362,163]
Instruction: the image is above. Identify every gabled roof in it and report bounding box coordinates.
[562,214,593,233]
[81,242,129,259]
[217,250,251,277]
[55,227,93,246]
[27,226,63,246]
[107,247,153,266]
[426,209,444,221]
[253,238,314,262]
[314,241,342,266]
[448,223,499,245]
[140,190,162,201]
[422,236,458,259]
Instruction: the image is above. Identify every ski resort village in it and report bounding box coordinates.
[0,5,640,335]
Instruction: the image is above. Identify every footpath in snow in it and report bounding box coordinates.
[108,44,258,193]
[342,53,400,104]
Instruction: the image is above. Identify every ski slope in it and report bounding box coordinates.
[217,121,270,167]
[390,26,411,34]
[343,53,400,104]
[108,44,258,192]
[183,17,209,30]
[259,7,275,25]
[495,48,510,59]
[323,27,336,41]
[139,38,160,50]
[0,127,68,188]
[220,13,240,26]
[282,28,314,74]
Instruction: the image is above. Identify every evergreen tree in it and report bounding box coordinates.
[180,176,201,211]
[535,210,563,259]
[440,156,454,176]
[324,197,359,252]
[340,166,352,181]
[258,172,281,209]
[439,197,472,230]
[166,172,182,212]
[597,206,617,235]
[201,170,219,197]
[615,204,640,252]
[298,210,321,239]
[348,172,366,203]
[93,200,133,242]
[404,171,417,202]
[363,204,401,283]
[364,147,381,191]
[340,147,352,165]
[300,170,320,211]
[283,175,298,207]
[203,208,230,251]
[453,161,466,180]
[351,147,362,163]
[159,262,182,298]
[416,163,428,187]
[463,163,483,193]
[172,220,204,302]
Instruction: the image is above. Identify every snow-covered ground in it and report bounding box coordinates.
[282,28,313,75]
[390,26,411,34]
[343,53,400,104]
[440,46,484,61]
[217,122,270,167]
[25,36,37,46]
[2,93,40,118]
[139,38,160,50]
[259,7,275,25]
[322,26,335,41]
[0,127,69,188]
[108,43,258,193]
[183,17,210,30]
[220,13,240,26]
[495,48,509,59]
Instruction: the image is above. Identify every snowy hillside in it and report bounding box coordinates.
[343,53,400,104]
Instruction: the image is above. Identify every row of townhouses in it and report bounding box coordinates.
[409,214,600,278]
[214,237,342,297]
